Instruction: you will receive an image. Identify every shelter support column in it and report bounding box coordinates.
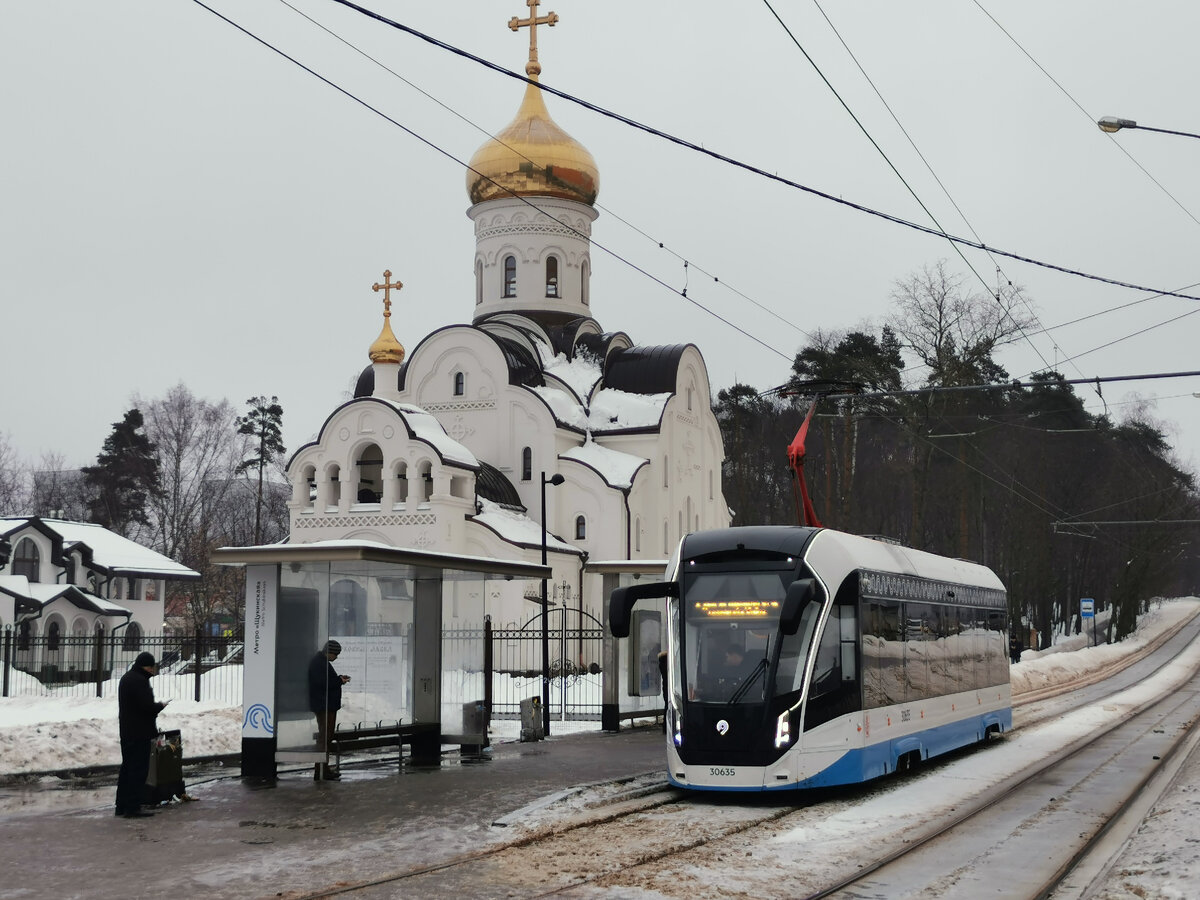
[601,572,620,732]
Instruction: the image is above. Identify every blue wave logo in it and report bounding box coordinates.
[243,703,274,735]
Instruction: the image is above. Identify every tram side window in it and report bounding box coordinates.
[959,607,980,692]
[904,601,935,702]
[927,605,956,696]
[863,599,903,707]
[986,609,1009,686]
[803,580,861,731]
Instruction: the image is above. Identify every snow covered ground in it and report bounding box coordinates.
[1,598,1198,898]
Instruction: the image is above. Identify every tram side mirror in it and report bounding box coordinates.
[608,581,678,638]
[780,578,818,636]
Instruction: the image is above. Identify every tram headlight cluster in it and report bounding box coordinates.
[774,710,791,748]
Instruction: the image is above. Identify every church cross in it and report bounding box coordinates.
[508,0,558,79]
[372,269,403,315]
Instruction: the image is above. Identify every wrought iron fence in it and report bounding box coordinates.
[3,613,607,723]
[0,626,245,705]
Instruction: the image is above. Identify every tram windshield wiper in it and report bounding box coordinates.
[727,657,768,704]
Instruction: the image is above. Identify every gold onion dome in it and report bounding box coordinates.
[467,81,599,206]
[369,317,405,366]
[368,270,406,365]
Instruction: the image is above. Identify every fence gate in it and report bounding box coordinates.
[485,607,605,723]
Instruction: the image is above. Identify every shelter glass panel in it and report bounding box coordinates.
[276,561,416,754]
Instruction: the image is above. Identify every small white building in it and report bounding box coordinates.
[0,517,199,680]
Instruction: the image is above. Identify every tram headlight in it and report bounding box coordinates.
[774,710,791,748]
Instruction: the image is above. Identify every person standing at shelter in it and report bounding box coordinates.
[115,652,168,818]
[308,639,349,780]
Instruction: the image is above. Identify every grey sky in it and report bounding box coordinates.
[4,0,1199,474]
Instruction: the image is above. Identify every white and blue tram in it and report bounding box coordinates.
[609,526,1011,791]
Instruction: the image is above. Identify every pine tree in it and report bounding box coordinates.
[235,396,286,544]
[82,409,161,536]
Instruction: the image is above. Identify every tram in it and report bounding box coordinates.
[609,526,1011,791]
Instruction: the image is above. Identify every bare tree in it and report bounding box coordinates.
[888,260,1034,386]
[0,432,29,514]
[138,383,246,562]
[30,451,91,520]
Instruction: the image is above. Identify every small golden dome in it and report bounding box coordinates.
[467,81,599,206]
[369,317,405,366]
[369,270,406,365]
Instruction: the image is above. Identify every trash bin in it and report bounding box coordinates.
[519,696,543,742]
[144,729,184,805]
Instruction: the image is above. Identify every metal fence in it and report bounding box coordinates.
[3,613,607,723]
[0,626,245,705]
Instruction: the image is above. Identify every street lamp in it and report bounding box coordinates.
[1097,116,1200,140]
[540,471,565,737]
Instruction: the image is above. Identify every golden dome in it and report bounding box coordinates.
[467,80,599,206]
[368,270,406,365]
[368,317,405,366]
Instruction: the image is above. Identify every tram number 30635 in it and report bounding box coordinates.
[708,767,736,777]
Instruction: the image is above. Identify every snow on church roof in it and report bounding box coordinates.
[587,388,671,432]
[561,440,647,489]
[471,499,581,554]
[537,342,602,402]
[531,340,670,433]
[382,402,479,468]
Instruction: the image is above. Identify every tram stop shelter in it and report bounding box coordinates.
[591,559,669,732]
[214,540,549,779]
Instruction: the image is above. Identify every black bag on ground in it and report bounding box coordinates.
[143,730,185,805]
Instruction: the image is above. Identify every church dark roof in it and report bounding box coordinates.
[491,336,544,388]
[475,462,524,511]
[602,345,688,395]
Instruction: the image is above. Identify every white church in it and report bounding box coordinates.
[282,8,731,629]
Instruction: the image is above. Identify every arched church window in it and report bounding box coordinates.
[663,456,669,488]
[17,621,32,651]
[475,260,483,305]
[581,259,590,305]
[356,444,383,503]
[454,372,465,396]
[331,579,367,635]
[48,620,61,652]
[634,517,641,553]
[122,622,143,651]
[575,515,586,540]
[503,255,517,298]
[687,387,694,411]
[545,256,559,298]
[418,461,433,502]
[522,447,532,482]
[13,538,39,582]
[396,461,409,503]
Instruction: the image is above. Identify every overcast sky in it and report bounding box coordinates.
[4,1,1200,475]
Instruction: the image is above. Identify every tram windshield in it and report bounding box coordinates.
[681,571,793,705]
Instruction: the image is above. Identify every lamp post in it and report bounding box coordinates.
[1097,116,1200,140]
[540,471,565,737]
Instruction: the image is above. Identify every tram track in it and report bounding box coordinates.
[294,613,1200,899]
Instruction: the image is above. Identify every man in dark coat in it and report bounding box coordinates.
[308,640,349,780]
[115,651,167,818]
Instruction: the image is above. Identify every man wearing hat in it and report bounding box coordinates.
[115,652,169,818]
[307,640,350,780]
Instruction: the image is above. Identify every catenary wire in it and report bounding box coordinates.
[764,0,1058,376]
[187,0,795,364]
[321,0,1200,306]
[271,0,814,346]
[972,0,1200,230]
